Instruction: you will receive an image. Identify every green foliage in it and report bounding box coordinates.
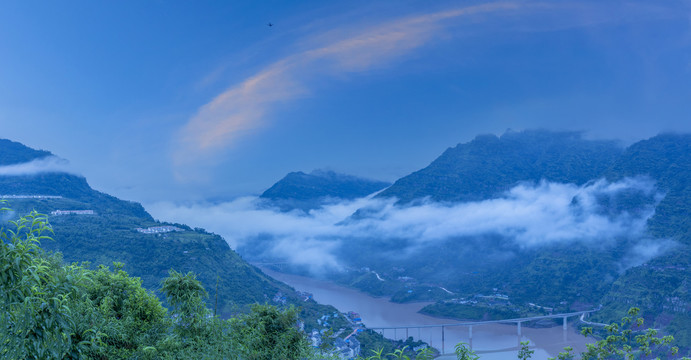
[354,330,430,359]
[548,346,575,360]
[84,262,170,359]
[0,143,294,319]
[0,209,319,359]
[161,269,208,336]
[356,345,434,360]
[0,209,99,359]
[414,346,435,360]
[386,345,412,360]
[229,304,311,360]
[576,307,681,360]
[454,342,479,360]
[420,302,520,321]
[518,341,534,360]
[378,130,622,203]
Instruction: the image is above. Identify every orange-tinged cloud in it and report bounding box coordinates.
[174,2,522,170]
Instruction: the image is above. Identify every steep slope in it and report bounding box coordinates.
[0,140,291,317]
[378,130,623,203]
[379,132,690,350]
[605,133,691,242]
[595,134,691,347]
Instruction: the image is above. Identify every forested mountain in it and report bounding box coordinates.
[259,130,690,352]
[261,169,390,211]
[378,130,623,203]
[0,139,433,357]
[0,139,297,317]
[382,131,689,348]
[596,134,691,347]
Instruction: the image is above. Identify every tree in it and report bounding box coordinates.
[0,209,99,359]
[576,307,687,360]
[230,304,312,360]
[454,342,479,360]
[160,269,208,335]
[1,206,320,359]
[518,341,534,360]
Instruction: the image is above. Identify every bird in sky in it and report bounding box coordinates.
[267,22,273,27]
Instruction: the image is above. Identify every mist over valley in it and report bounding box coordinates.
[148,130,691,353]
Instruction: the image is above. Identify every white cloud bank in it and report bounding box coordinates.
[147,177,663,273]
[0,156,76,176]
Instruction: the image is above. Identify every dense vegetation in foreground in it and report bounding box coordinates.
[1,210,319,359]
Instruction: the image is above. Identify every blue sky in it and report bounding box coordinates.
[1,0,690,203]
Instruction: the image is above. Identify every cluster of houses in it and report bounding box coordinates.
[1,194,62,199]
[527,302,554,313]
[50,209,95,216]
[346,311,362,324]
[308,327,361,360]
[303,310,366,360]
[296,291,313,302]
[333,336,360,359]
[444,291,515,308]
[272,292,288,305]
[269,292,362,358]
[663,296,690,314]
[135,226,183,234]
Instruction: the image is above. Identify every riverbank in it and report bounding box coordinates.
[260,267,594,359]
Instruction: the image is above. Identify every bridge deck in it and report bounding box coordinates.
[368,309,599,330]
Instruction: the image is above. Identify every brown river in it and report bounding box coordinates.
[260,267,594,359]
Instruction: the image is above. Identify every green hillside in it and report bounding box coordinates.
[0,139,411,356]
[594,134,691,348]
[378,129,623,203]
[0,137,292,315]
[0,181,284,318]
[258,130,690,353]
[393,132,691,351]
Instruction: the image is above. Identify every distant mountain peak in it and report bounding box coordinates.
[260,169,390,207]
[0,138,53,166]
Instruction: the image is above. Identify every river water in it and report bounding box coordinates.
[261,267,594,359]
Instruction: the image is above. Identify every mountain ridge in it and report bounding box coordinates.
[377,129,624,203]
[256,130,690,351]
[0,139,295,317]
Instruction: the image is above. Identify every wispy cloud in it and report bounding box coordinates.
[147,177,662,273]
[173,2,522,169]
[0,156,77,176]
[173,0,682,175]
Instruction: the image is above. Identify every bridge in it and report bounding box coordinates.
[367,309,601,355]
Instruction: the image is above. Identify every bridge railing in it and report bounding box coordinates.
[366,309,600,355]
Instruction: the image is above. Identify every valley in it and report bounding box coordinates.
[2,130,690,358]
